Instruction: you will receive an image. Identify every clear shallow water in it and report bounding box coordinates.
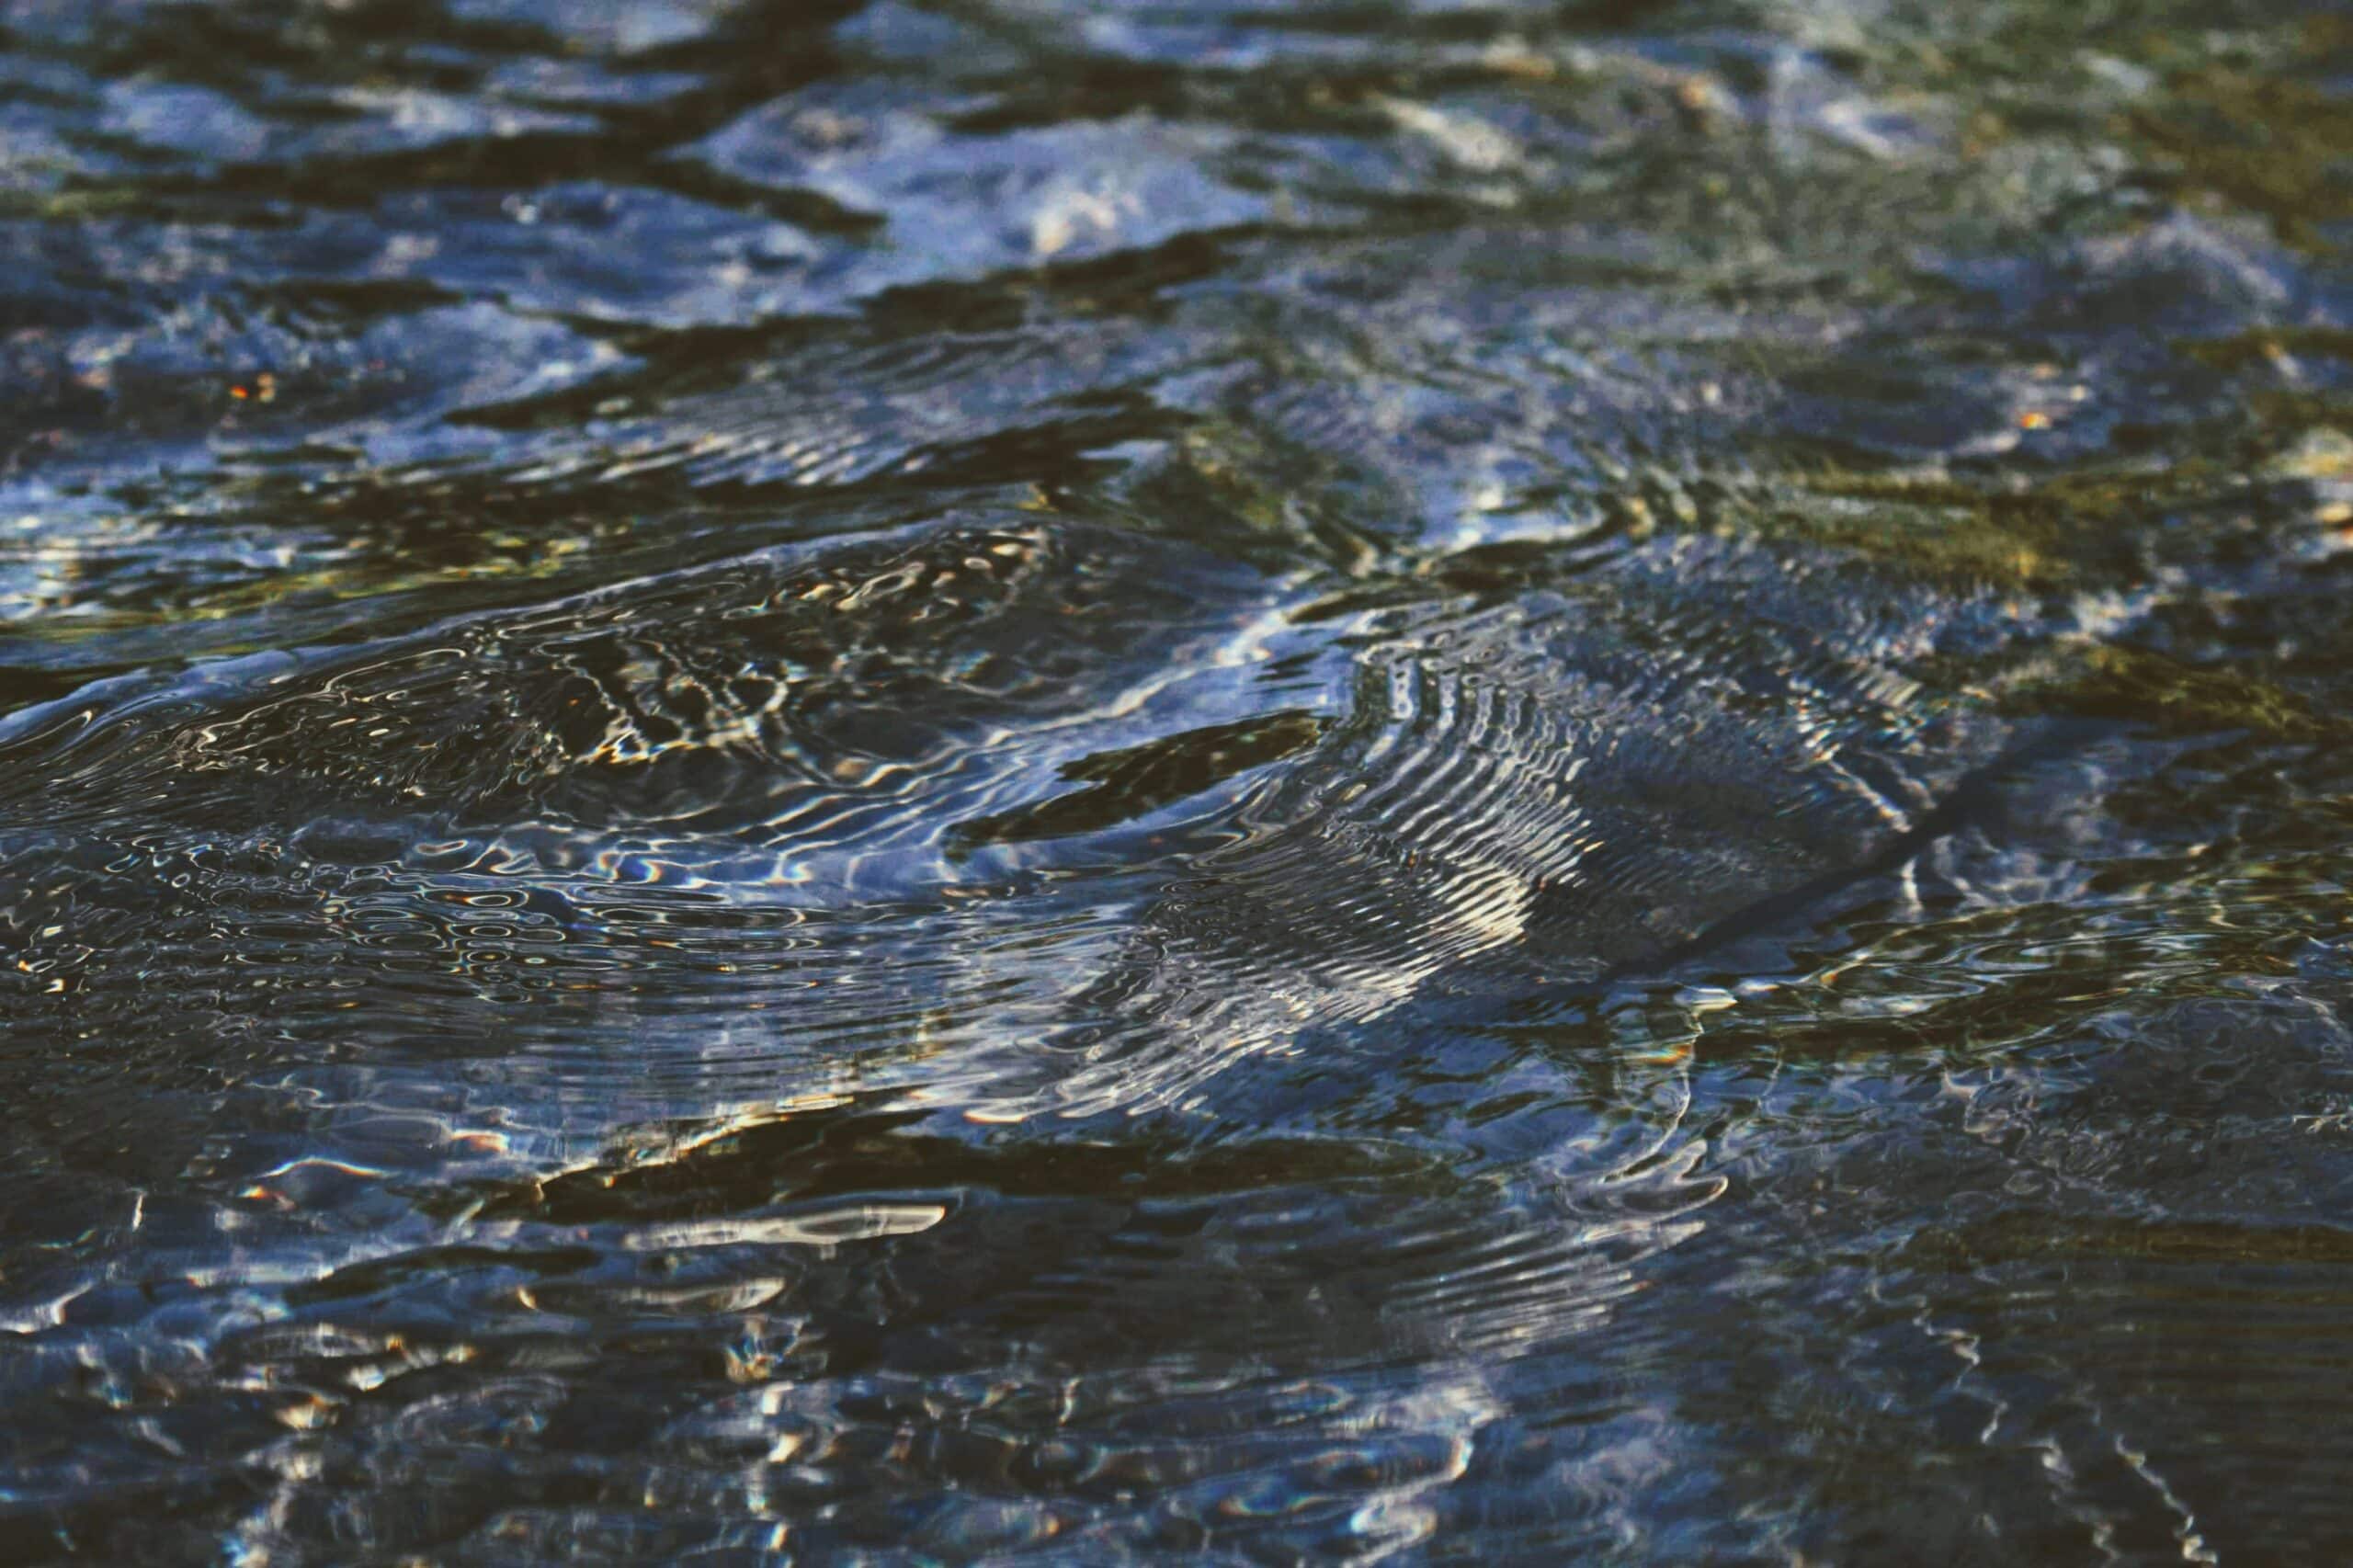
[4,0,2353,1561]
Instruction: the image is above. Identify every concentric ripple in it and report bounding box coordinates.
[977,533,2040,1119]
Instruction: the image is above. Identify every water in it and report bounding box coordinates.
[4,0,2353,1560]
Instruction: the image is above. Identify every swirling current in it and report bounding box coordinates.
[6,1,2353,1562]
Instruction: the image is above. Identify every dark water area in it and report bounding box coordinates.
[6,0,2353,1561]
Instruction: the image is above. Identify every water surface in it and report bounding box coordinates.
[6,1,2353,1561]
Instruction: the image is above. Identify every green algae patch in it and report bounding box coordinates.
[2006,642,2335,744]
[2133,68,2353,246]
[1769,464,2222,593]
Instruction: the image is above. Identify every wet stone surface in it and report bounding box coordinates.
[5,0,2353,1562]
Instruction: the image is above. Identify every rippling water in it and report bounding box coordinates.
[6,1,2353,1561]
